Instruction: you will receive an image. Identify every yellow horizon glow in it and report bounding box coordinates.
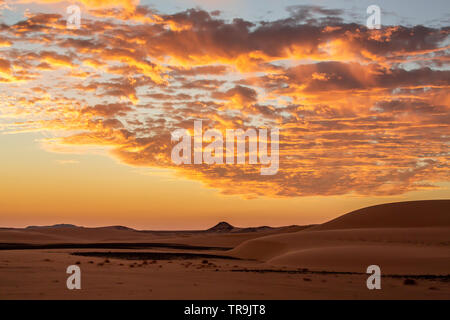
[1,132,448,230]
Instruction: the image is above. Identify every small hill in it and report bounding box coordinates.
[26,224,79,229]
[207,222,235,232]
[205,222,290,233]
[101,225,136,231]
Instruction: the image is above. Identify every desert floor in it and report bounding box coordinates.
[1,200,449,299]
[0,248,449,300]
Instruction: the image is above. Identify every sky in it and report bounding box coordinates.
[0,0,449,229]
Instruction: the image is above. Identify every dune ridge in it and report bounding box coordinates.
[310,200,450,231]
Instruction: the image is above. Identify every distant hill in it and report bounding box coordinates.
[206,221,286,233]
[207,221,235,232]
[18,221,288,234]
[104,225,135,231]
[26,224,79,229]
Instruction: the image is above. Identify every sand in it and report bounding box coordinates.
[0,249,448,299]
[0,200,449,299]
[230,200,450,275]
[230,227,450,274]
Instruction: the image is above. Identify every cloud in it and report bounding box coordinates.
[18,0,139,11]
[0,5,448,197]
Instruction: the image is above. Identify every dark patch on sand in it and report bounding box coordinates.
[71,251,240,261]
[231,269,450,281]
[0,242,231,251]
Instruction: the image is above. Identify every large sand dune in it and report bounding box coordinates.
[310,200,450,231]
[229,200,450,274]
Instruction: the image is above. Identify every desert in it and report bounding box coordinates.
[0,200,448,299]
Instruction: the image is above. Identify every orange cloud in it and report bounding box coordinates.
[0,6,448,198]
[19,0,139,11]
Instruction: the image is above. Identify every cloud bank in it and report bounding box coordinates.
[0,4,449,197]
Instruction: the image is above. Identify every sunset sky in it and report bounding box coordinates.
[0,0,449,229]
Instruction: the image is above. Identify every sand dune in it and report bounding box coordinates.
[310,200,450,231]
[230,200,450,274]
[268,244,450,274]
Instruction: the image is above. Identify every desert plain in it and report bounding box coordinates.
[0,200,449,299]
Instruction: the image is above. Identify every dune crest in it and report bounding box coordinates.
[310,200,450,231]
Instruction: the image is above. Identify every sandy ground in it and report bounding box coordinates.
[0,249,448,299]
[0,200,449,299]
[230,227,450,274]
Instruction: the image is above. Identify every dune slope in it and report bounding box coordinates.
[229,200,450,274]
[310,200,450,231]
